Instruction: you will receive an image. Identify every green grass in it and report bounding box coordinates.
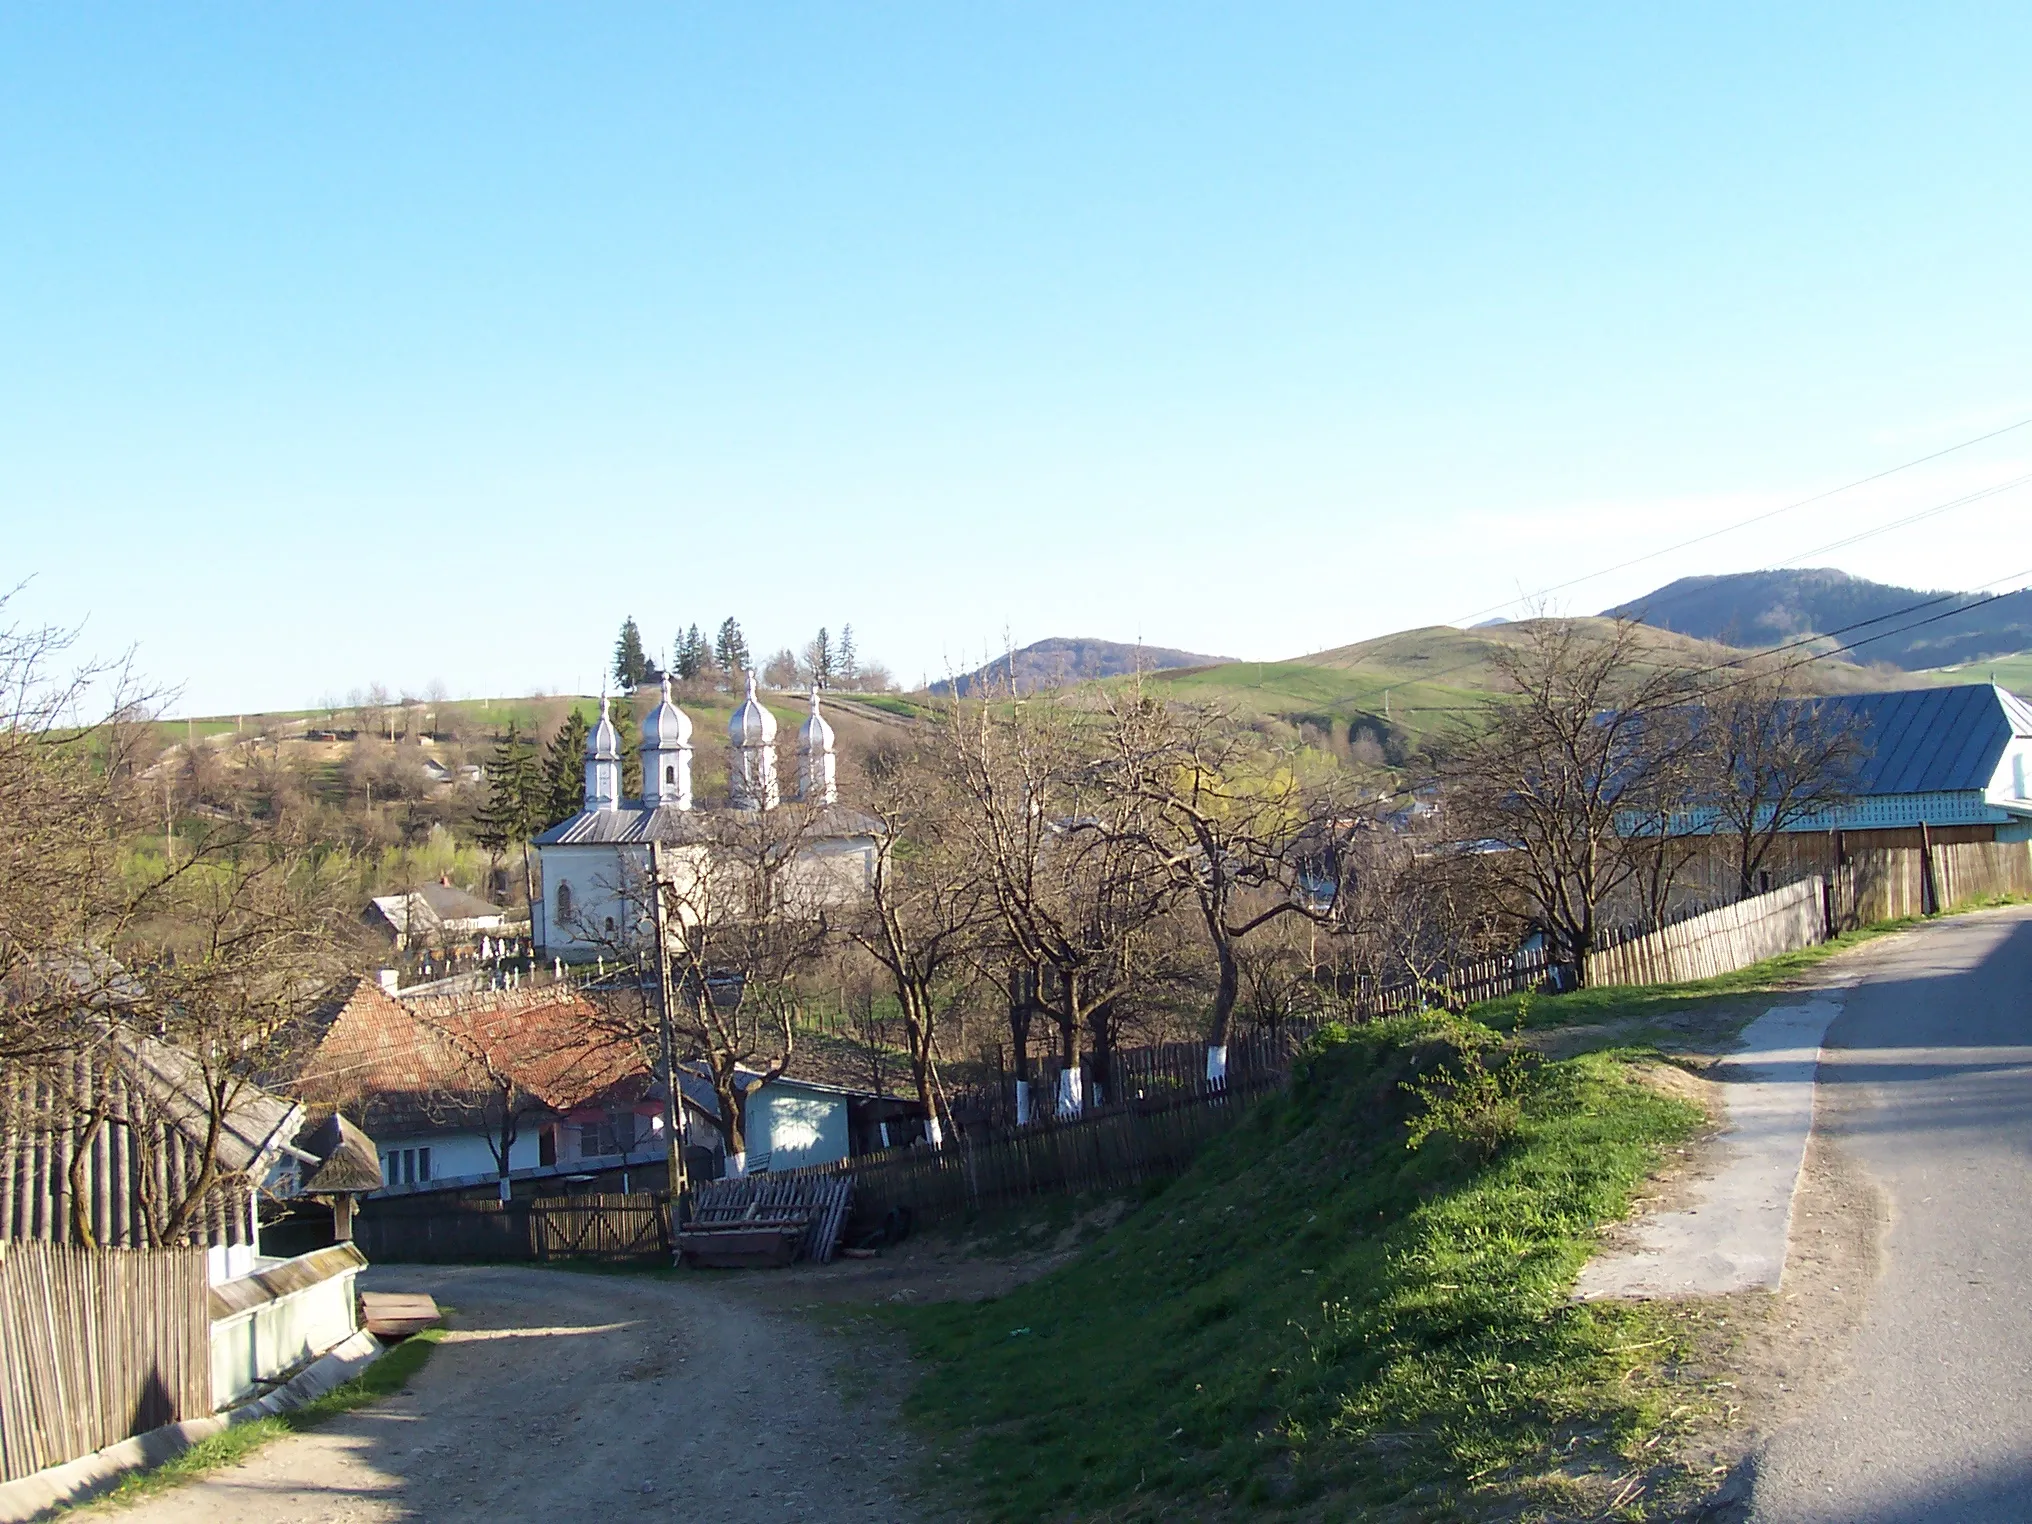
[1468,917,1922,1035]
[895,1019,1714,1521]
[79,1325,448,1512]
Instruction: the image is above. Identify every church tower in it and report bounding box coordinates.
[640,676,694,810]
[728,672,779,810]
[584,694,622,812]
[800,689,837,805]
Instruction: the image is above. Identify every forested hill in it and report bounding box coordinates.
[934,637,1230,695]
[1603,568,2032,671]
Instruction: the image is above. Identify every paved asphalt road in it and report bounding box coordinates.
[1748,905,2032,1523]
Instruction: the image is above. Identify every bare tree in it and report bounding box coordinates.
[1699,667,1865,899]
[646,808,834,1169]
[1096,690,1345,1082]
[839,737,990,1145]
[1440,618,1704,985]
[941,692,1177,1116]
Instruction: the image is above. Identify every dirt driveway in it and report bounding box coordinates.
[94,1263,936,1524]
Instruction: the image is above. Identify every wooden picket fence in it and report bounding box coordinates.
[772,1076,1278,1233]
[355,1193,670,1266]
[1585,876,1828,988]
[0,1242,211,1484]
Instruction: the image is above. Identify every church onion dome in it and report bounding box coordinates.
[801,689,835,750]
[642,676,692,747]
[588,695,621,760]
[730,672,777,745]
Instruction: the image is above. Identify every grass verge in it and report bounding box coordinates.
[1468,916,1925,1035]
[894,1018,1718,1521]
[78,1324,448,1513]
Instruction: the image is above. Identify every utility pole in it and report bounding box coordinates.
[648,841,689,1204]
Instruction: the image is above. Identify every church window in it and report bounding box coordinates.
[665,764,675,784]
[556,882,573,923]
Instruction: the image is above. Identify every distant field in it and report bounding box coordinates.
[1921,649,2032,692]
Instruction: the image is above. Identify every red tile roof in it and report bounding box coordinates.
[294,979,644,1126]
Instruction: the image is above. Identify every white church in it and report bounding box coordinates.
[531,675,880,959]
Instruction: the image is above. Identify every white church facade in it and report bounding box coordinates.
[532,675,880,960]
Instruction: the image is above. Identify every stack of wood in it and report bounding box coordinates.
[679,1175,855,1268]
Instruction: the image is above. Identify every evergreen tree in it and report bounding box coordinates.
[673,623,710,681]
[613,697,642,799]
[715,618,750,677]
[838,624,858,687]
[613,617,658,689]
[477,723,546,914]
[541,708,591,824]
[476,723,544,855]
[804,627,835,689]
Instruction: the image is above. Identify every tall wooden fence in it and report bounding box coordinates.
[355,1193,669,1266]
[1585,876,1827,988]
[0,1242,210,1484]
[1933,839,2032,911]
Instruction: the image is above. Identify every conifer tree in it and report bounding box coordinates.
[613,697,642,799]
[715,618,750,677]
[542,708,591,824]
[612,617,657,689]
[838,625,858,687]
[476,722,545,914]
[673,623,710,681]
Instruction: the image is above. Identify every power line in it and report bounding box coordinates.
[1370,467,2032,707]
[1447,413,2032,629]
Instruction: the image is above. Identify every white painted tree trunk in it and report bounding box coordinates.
[728,1150,746,1178]
[1056,1066,1083,1118]
[1206,1044,1229,1086]
[926,1115,944,1149]
[1014,1080,1032,1126]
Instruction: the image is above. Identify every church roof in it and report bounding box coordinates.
[729,672,777,745]
[587,695,621,760]
[533,800,882,846]
[642,676,692,747]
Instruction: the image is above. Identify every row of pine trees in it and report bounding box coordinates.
[611,616,861,691]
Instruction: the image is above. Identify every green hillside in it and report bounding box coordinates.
[899,1017,1713,1520]
[1921,649,2032,692]
[1142,618,1933,750]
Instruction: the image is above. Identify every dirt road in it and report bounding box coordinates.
[96,1263,933,1524]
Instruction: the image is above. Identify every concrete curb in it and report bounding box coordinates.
[0,1328,385,1523]
[1574,996,1841,1300]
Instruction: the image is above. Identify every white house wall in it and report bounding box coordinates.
[374,1128,538,1189]
[747,1084,849,1171]
[1985,733,2032,819]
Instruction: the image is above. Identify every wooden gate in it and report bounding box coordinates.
[529,1195,669,1263]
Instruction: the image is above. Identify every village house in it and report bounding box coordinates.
[1,1022,308,1283]
[1772,683,2032,845]
[532,676,881,960]
[364,878,518,952]
[291,978,921,1194]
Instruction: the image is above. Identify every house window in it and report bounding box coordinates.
[556,881,573,923]
[416,1147,431,1182]
[587,1112,637,1157]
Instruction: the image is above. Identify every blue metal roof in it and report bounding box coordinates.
[1816,684,2030,797]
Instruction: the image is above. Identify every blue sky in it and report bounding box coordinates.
[5,4,2031,714]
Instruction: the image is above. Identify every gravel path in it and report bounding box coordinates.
[94,1263,932,1524]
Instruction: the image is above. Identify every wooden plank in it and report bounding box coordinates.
[359,1291,443,1338]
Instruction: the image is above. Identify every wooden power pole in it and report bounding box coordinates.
[648,841,689,1203]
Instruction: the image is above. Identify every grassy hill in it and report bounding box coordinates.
[897,1016,1716,1520]
[1140,618,1930,752]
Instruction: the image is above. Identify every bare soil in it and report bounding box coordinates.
[88,1261,964,1524]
